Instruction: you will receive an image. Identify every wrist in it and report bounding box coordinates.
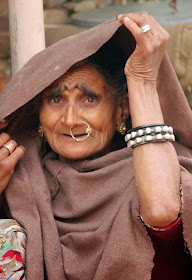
[126,76,157,88]
[127,81,164,127]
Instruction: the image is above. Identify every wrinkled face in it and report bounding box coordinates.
[39,65,123,160]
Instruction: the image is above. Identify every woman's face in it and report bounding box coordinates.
[39,65,124,160]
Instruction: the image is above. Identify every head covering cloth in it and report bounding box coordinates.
[0,19,192,280]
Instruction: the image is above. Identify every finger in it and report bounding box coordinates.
[148,15,170,44]
[0,122,8,130]
[119,12,169,46]
[0,139,18,159]
[0,133,11,147]
[0,118,8,128]
[124,12,154,36]
[0,146,26,194]
[3,146,26,170]
[118,12,151,25]
[149,15,168,35]
[122,17,149,48]
[118,12,151,26]
[118,13,129,23]
[122,14,168,53]
[118,12,154,38]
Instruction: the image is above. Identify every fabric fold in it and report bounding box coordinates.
[0,17,191,280]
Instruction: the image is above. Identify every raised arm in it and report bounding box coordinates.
[118,13,181,227]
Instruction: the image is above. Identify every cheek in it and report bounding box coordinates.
[39,106,58,133]
[89,106,117,138]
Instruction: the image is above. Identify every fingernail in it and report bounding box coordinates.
[124,17,130,22]
[118,14,123,19]
[18,146,26,153]
[0,132,7,138]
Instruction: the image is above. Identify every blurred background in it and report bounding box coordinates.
[0,0,191,107]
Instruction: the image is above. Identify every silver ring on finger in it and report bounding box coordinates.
[2,142,16,155]
[141,24,151,33]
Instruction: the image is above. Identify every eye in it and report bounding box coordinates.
[50,97,61,104]
[87,96,98,103]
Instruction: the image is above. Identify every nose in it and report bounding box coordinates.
[61,103,81,128]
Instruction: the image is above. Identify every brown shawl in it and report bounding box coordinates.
[0,19,192,280]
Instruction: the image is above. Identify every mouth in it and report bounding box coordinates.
[63,133,88,141]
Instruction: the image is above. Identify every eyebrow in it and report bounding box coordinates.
[79,84,100,97]
[46,83,100,98]
[46,86,61,98]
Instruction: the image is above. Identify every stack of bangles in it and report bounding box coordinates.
[125,124,175,148]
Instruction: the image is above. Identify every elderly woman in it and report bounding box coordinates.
[0,12,192,280]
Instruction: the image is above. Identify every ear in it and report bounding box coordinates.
[116,95,129,130]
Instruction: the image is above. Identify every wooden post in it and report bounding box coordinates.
[8,0,45,74]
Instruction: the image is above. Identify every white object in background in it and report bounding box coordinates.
[8,0,45,74]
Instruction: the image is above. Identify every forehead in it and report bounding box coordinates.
[51,64,107,92]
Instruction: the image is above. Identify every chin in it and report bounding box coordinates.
[58,148,96,161]
[52,140,107,161]
[60,152,93,161]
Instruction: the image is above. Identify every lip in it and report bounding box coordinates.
[61,133,88,142]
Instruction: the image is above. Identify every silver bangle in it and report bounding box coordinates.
[127,133,175,148]
[125,125,173,142]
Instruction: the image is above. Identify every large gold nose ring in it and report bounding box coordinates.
[70,121,92,142]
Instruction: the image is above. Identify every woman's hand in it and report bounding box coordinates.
[0,133,26,194]
[118,12,170,85]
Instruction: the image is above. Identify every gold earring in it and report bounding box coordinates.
[38,124,44,138]
[119,121,127,136]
